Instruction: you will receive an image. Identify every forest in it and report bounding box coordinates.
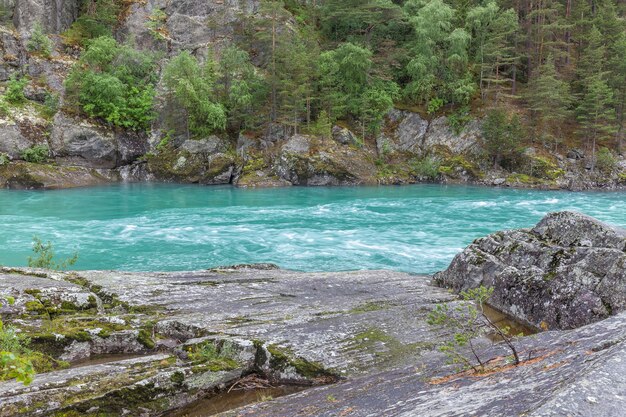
[5,0,626,169]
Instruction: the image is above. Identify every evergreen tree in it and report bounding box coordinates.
[162,51,226,138]
[526,55,573,150]
[466,1,519,101]
[576,76,616,170]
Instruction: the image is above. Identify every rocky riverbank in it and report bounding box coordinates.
[1,211,625,416]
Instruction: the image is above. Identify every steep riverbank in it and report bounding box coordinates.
[1,212,625,416]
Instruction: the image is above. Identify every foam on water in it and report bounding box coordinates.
[0,184,624,274]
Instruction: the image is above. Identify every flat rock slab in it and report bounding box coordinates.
[219,311,626,417]
[78,267,456,375]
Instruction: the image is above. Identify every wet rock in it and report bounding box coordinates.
[434,211,626,330]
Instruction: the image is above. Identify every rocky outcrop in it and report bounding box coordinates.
[0,266,457,415]
[12,0,79,35]
[0,120,32,158]
[275,134,377,186]
[378,110,481,156]
[0,161,110,189]
[225,310,626,417]
[50,113,149,169]
[146,136,235,184]
[434,211,626,330]
[121,0,260,54]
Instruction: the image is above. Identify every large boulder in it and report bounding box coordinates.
[434,211,626,330]
[275,135,376,186]
[379,110,482,156]
[50,113,149,169]
[422,116,481,155]
[146,136,235,184]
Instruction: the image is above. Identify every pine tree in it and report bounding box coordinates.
[526,55,573,150]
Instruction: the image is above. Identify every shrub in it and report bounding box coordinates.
[0,152,9,166]
[61,0,121,47]
[65,36,157,130]
[411,156,441,180]
[428,286,521,372]
[4,75,28,105]
[0,297,34,385]
[0,99,10,117]
[447,105,472,135]
[27,236,78,270]
[595,147,617,174]
[41,92,59,119]
[162,51,226,136]
[20,145,49,163]
[27,23,53,58]
[308,110,332,139]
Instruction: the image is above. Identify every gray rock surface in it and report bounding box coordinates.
[50,113,148,169]
[13,0,79,35]
[379,110,481,156]
[434,211,626,330]
[275,135,376,186]
[0,120,32,158]
[221,311,626,417]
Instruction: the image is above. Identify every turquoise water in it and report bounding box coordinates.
[0,184,624,274]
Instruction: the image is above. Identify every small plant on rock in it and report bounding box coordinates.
[0,296,35,385]
[4,74,28,105]
[27,23,53,58]
[427,286,521,373]
[27,236,78,270]
[20,145,49,164]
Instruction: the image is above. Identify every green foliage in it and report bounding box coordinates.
[0,152,9,166]
[27,23,53,58]
[481,109,524,169]
[403,0,475,105]
[187,341,239,371]
[448,106,472,134]
[216,45,267,131]
[4,75,28,105]
[61,0,122,47]
[0,297,34,385]
[308,110,333,139]
[595,147,618,174]
[319,43,397,135]
[427,97,445,115]
[411,156,441,180]
[163,51,226,137]
[146,9,168,41]
[41,92,60,119]
[427,286,520,372]
[27,236,78,271]
[20,145,49,164]
[65,36,157,130]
